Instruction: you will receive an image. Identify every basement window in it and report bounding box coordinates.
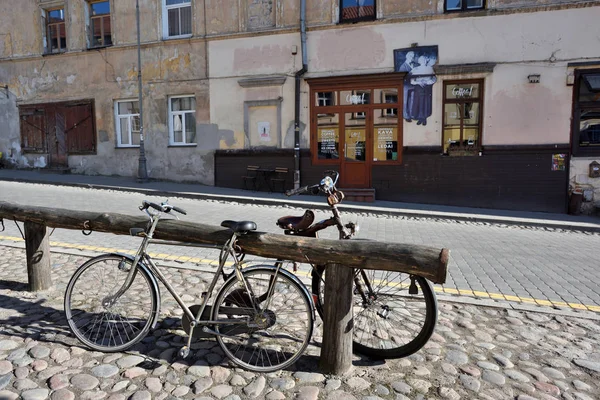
[445,0,485,12]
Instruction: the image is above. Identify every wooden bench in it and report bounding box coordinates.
[270,167,288,193]
[242,165,259,191]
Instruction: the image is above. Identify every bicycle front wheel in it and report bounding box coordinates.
[64,254,158,352]
[213,266,314,372]
[312,266,437,359]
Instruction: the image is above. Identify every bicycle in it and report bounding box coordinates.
[64,200,315,372]
[277,171,438,359]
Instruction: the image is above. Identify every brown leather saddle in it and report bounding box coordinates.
[276,210,315,232]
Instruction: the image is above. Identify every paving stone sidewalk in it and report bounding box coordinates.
[0,246,599,400]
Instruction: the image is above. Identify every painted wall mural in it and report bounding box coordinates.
[394,46,438,126]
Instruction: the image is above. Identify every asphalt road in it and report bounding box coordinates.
[1,181,599,312]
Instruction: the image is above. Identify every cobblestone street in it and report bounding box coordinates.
[1,246,599,400]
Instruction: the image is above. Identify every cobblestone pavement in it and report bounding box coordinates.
[1,246,600,400]
[1,181,600,311]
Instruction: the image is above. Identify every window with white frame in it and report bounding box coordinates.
[169,96,196,145]
[115,100,140,147]
[163,0,192,39]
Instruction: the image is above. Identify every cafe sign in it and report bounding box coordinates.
[452,85,474,98]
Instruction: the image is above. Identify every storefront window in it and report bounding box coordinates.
[373,110,398,161]
[573,70,600,155]
[317,113,340,159]
[442,80,483,155]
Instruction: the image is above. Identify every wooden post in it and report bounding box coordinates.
[319,264,354,375]
[24,221,52,291]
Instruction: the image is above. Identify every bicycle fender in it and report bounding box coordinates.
[109,252,162,330]
[244,265,316,320]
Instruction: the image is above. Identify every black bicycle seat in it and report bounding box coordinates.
[276,210,314,231]
[221,220,257,233]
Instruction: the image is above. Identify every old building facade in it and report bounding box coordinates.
[1,0,599,213]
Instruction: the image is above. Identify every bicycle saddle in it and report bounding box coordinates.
[276,210,315,231]
[221,220,257,233]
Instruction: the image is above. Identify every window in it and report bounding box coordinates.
[115,100,140,147]
[317,92,335,107]
[442,80,483,155]
[340,0,375,23]
[163,0,192,39]
[445,0,485,12]
[169,96,196,145]
[88,1,112,48]
[377,89,399,118]
[44,8,67,53]
[572,70,600,156]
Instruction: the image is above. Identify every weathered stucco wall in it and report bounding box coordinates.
[0,36,212,183]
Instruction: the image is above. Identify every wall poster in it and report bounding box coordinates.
[552,153,566,171]
[394,45,439,126]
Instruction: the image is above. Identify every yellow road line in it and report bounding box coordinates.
[1,235,598,313]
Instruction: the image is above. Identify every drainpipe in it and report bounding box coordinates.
[293,0,308,189]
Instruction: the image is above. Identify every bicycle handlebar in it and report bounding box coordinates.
[285,186,310,196]
[140,200,187,215]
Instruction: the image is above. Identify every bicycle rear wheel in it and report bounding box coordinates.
[64,254,158,352]
[312,266,437,359]
[213,266,314,372]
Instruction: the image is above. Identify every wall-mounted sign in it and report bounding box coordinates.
[346,93,367,105]
[258,121,271,142]
[452,86,474,98]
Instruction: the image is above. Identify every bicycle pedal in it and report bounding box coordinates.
[179,346,190,359]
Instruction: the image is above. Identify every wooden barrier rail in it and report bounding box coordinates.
[0,200,449,374]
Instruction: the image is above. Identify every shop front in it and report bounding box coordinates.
[306,74,404,200]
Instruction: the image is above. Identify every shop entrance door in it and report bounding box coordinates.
[340,109,370,187]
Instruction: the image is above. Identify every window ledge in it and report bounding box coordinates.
[42,51,67,57]
[163,34,193,41]
[88,44,113,51]
[115,146,140,149]
[168,144,197,148]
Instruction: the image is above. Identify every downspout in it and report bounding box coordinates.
[294,0,308,189]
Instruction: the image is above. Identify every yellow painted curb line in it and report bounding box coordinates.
[1,235,598,313]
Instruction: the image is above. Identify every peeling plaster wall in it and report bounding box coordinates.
[0,32,211,183]
[0,90,21,167]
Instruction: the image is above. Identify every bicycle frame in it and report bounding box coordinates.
[280,178,376,304]
[107,209,270,344]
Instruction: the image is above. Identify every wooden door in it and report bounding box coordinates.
[340,109,370,187]
[46,109,68,168]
